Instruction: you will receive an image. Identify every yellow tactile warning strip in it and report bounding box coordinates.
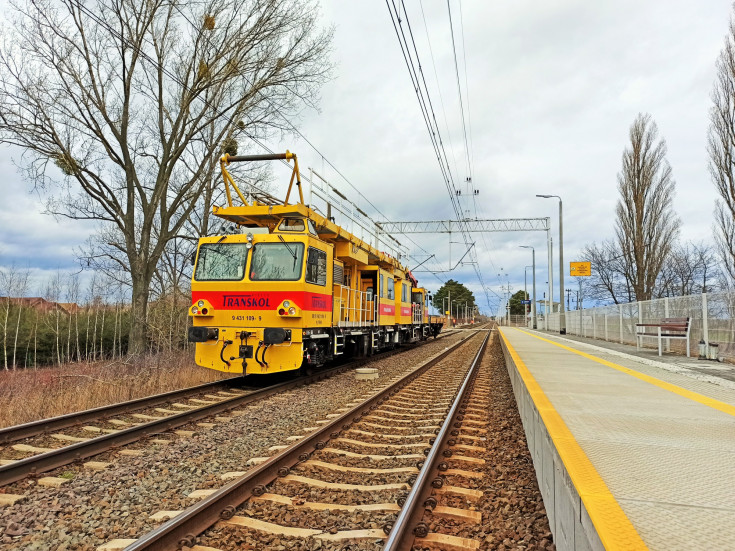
[499,328,648,550]
[517,329,735,417]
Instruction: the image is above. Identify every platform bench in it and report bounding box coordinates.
[635,317,690,357]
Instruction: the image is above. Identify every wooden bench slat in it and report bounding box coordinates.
[635,317,690,357]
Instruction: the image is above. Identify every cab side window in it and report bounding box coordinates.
[380,274,385,297]
[387,277,394,300]
[402,283,408,302]
[306,247,327,285]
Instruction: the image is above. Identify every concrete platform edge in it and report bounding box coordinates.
[498,329,605,551]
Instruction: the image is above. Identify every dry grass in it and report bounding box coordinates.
[0,350,231,428]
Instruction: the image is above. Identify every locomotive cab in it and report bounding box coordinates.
[189,216,333,374]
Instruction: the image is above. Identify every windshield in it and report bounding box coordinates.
[250,242,305,281]
[195,243,248,281]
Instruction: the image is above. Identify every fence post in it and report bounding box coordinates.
[605,310,609,341]
[664,296,670,352]
[702,292,709,351]
[619,304,624,344]
[592,311,596,339]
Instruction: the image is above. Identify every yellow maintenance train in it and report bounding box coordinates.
[187,152,443,375]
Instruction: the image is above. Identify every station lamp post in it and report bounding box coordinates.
[520,245,537,329]
[536,194,566,334]
[524,265,533,326]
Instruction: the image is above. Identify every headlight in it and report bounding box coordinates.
[247,232,253,242]
[192,307,199,314]
[197,300,204,307]
[288,307,296,315]
[283,300,290,308]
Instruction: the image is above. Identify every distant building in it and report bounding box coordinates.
[536,300,561,313]
[58,303,81,314]
[0,297,80,314]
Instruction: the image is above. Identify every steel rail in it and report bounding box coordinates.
[382,329,490,551]
[0,378,243,445]
[0,365,348,487]
[0,334,451,487]
[122,330,481,551]
[0,330,456,446]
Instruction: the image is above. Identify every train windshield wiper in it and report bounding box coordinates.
[278,234,298,269]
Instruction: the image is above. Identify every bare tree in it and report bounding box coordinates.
[0,0,333,353]
[582,240,633,304]
[0,266,16,370]
[67,273,82,362]
[615,113,680,302]
[656,242,719,297]
[709,11,735,282]
[43,272,65,365]
[0,264,29,369]
[11,269,30,369]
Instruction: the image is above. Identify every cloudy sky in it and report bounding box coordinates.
[1,0,733,314]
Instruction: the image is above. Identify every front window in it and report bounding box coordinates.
[387,278,394,300]
[402,283,408,303]
[195,243,248,281]
[278,218,305,232]
[250,242,304,281]
[380,274,384,297]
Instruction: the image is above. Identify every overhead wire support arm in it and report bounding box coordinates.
[409,254,436,272]
[377,217,550,233]
[413,243,475,273]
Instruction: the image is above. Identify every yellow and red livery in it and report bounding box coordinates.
[188,152,443,375]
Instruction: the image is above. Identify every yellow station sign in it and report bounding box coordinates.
[570,261,591,277]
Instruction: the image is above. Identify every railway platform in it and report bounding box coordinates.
[498,327,735,551]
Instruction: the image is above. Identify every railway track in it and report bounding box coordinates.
[0,331,460,489]
[118,328,490,551]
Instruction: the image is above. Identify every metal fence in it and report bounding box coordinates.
[541,291,735,360]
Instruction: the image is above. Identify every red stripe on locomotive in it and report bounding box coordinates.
[192,291,333,312]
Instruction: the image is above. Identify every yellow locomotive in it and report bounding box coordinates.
[188,152,443,375]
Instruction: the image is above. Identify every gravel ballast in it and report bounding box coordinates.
[418,332,556,550]
[193,332,484,551]
[0,332,468,550]
[0,328,557,551]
